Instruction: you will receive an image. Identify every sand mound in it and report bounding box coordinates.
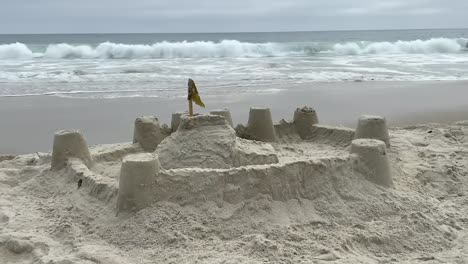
[156,115,278,169]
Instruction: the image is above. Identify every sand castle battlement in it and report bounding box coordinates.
[49,107,393,213]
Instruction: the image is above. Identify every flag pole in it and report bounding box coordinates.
[189,99,193,116]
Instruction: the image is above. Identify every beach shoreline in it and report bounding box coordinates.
[1,80,467,154]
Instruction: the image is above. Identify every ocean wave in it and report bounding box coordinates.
[0,43,33,59]
[0,38,467,59]
[333,38,467,55]
[0,88,178,98]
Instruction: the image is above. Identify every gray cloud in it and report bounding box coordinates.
[0,0,466,33]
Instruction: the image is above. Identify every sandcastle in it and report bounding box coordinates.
[355,115,390,147]
[350,139,392,187]
[133,116,166,152]
[117,153,160,211]
[236,107,277,142]
[170,111,187,132]
[156,114,278,169]
[48,107,394,213]
[51,130,93,170]
[293,106,319,139]
[210,109,233,127]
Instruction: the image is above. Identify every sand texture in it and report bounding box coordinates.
[1,119,468,263]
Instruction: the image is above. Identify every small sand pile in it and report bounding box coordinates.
[156,114,278,169]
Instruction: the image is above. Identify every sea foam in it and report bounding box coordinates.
[0,43,33,59]
[333,38,465,55]
[0,38,466,59]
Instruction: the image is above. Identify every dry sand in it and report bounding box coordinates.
[1,113,468,263]
[1,80,468,154]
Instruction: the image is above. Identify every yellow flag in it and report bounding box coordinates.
[187,78,205,108]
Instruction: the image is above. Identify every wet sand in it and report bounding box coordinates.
[1,80,467,154]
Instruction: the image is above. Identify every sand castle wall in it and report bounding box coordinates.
[307,125,355,146]
[61,143,142,204]
[273,122,355,146]
[234,106,355,146]
[65,158,118,203]
[62,152,358,210]
[91,143,143,163]
[152,156,356,205]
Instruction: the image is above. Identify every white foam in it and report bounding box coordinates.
[0,43,33,59]
[45,43,96,59]
[334,38,466,55]
[42,40,282,59]
[2,38,466,60]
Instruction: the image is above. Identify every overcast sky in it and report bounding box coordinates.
[0,0,467,33]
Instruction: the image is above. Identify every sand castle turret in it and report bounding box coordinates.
[246,107,276,142]
[133,116,164,152]
[171,112,187,132]
[117,153,160,212]
[51,130,93,170]
[354,115,390,147]
[210,109,233,127]
[293,106,319,139]
[350,139,392,187]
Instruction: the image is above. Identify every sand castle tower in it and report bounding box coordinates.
[51,130,93,170]
[171,112,187,132]
[350,139,392,187]
[293,106,319,139]
[133,116,164,152]
[354,115,390,147]
[246,107,276,142]
[117,153,160,212]
[210,109,234,127]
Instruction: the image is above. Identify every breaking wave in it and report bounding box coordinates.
[0,38,467,59]
[333,38,467,55]
[0,43,33,59]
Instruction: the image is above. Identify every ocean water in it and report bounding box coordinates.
[0,29,467,99]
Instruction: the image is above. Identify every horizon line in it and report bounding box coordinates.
[1,27,467,35]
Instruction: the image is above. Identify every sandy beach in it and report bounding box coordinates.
[1,79,468,263]
[1,80,468,154]
[1,99,468,263]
